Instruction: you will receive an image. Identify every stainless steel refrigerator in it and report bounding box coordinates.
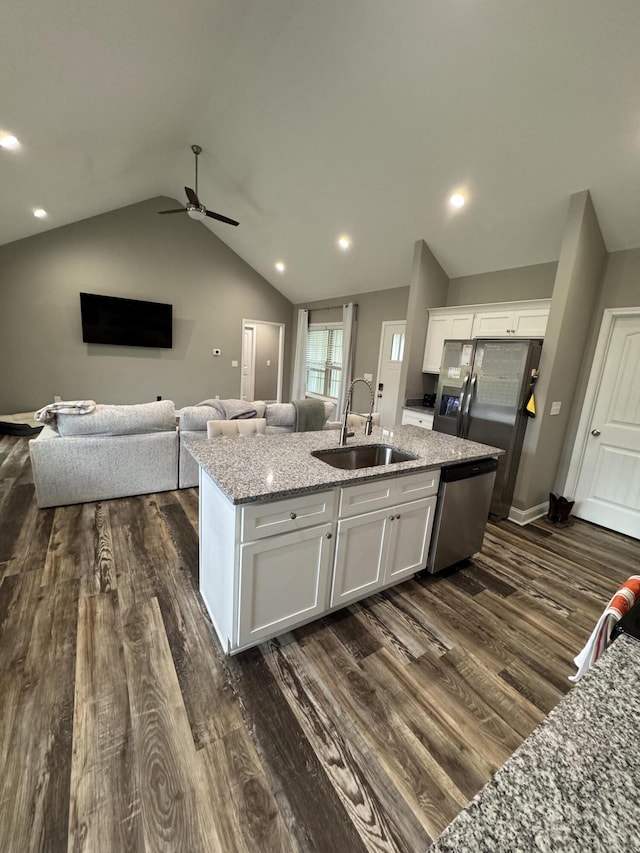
[433,338,542,520]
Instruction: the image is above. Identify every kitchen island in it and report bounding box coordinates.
[186,425,502,654]
[429,633,640,852]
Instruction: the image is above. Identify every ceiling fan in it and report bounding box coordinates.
[158,144,239,226]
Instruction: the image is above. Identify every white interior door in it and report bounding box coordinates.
[241,324,255,401]
[375,321,406,429]
[572,312,640,539]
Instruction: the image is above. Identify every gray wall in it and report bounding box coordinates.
[293,286,410,414]
[0,197,293,412]
[253,322,281,401]
[514,191,607,511]
[447,262,557,306]
[399,240,449,422]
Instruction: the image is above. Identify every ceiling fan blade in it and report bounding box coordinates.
[158,208,187,214]
[185,187,199,206]
[205,210,240,227]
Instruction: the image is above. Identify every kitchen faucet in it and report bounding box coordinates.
[339,377,375,446]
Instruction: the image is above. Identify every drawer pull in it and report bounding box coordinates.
[289,512,297,520]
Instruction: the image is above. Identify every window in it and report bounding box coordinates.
[306,324,343,400]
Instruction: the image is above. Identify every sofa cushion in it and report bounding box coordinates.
[265,401,335,428]
[56,400,176,437]
[179,400,267,431]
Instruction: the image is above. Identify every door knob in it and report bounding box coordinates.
[591,429,601,437]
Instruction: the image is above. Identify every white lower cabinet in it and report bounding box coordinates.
[238,523,334,647]
[330,496,436,607]
[401,409,434,429]
[199,467,440,653]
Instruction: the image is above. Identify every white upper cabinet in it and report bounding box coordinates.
[472,303,549,338]
[422,312,474,372]
[424,299,550,372]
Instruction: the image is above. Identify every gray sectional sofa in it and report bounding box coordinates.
[29,398,339,506]
[30,400,180,508]
[177,400,337,487]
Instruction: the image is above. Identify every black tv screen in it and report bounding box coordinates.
[80,292,173,348]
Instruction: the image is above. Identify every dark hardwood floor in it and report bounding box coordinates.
[1,433,638,852]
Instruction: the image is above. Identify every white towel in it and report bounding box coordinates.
[34,400,96,422]
[570,575,640,682]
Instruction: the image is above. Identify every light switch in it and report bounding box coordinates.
[363,372,373,382]
[266,360,271,366]
[231,360,239,368]
[550,401,562,416]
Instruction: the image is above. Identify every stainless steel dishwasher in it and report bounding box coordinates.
[426,457,498,574]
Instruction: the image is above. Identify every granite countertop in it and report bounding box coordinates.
[430,634,640,853]
[185,424,502,505]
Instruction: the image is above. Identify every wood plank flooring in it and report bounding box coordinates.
[0,433,638,852]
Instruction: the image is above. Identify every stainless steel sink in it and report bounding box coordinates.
[311,444,419,470]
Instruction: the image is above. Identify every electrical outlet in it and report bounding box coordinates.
[363,373,373,382]
[54,395,61,403]
[266,359,271,366]
[212,348,221,356]
[231,360,239,368]
[550,401,562,416]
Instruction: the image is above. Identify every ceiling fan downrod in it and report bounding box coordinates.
[191,144,201,198]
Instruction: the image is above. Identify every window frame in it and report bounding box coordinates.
[305,321,344,402]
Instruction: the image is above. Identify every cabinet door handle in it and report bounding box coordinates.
[388,515,395,521]
[289,512,297,519]
[325,531,333,539]
[395,514,401,520]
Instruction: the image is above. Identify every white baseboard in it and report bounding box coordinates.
[507,501,549,526]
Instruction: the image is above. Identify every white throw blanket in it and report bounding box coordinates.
[34,400,96,422]
[570,575,640,682]
[196,399,257,419]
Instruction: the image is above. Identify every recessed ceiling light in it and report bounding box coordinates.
[33,208,48,219]
[275,261,286,273]
[0,134,20,150]
[449,193,466,209]
[337,234,352,250]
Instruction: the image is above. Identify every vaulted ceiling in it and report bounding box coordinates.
[2,1,639,302]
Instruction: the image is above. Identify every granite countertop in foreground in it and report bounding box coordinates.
[184,424,501,505]
[430,634,640,853]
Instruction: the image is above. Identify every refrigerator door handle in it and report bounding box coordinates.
[461,372,476,438]
[456,373,470,435]
[463,373,477,417]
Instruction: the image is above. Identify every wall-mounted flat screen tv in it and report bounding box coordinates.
[80,292,173,348]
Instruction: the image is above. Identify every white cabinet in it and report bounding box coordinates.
[330,496,436,607]
[402,409,433,430]
[330,507,388,606]
[199,466,440,653]
[423,299,550,372]
[472,305,549,338]
[238,523,334,647]
[423,312,474,372]
[330,471,439,608]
